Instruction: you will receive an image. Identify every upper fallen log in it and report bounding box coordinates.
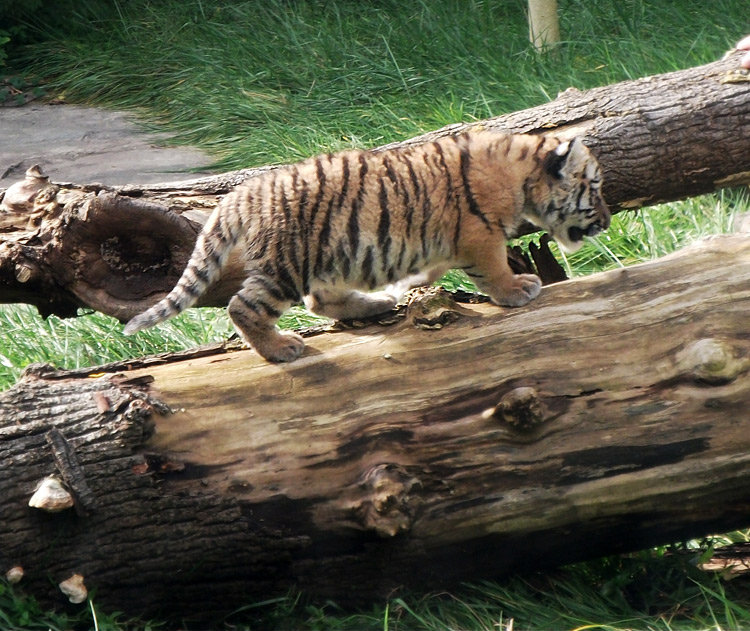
[0,51,749,320]
[2,232,750,621]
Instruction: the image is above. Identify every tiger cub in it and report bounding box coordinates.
[124,131,610,362]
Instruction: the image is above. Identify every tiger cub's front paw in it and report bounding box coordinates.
[493,273,542,307]
[252,330,305,363]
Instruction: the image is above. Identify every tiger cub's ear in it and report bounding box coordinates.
[543,137,588,179]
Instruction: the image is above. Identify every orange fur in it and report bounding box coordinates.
[125,131,610,362]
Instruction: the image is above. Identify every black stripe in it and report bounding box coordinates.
[182,282,202,298]
[420,207,430,259]
[314,157,350,278]
[532,135,546,159]
[208,248,223,268]
[254,233,269,258]
[300,176,311,295]
[297,173,309,213]
[276,263,301,302]
[166,296,180,312]
[337,157,351,214]
[416,167,433,260]
[347,153,368,256]
[378,180,392,264]
[398,153,420,238]
[281,177,292,228]
[308,156,328,227]
[314,194,335,278]
[433,140,457,210]
[256,275,285,301]
[215,198,232,244]
[339,242,351,280]
[361,245,374,287]
[457,138,493,231]
[396,239,406,273]
[383,156,399,184]
[432,142,453,194]
[192,265,210,285]
[268,174,279,221]
[238,293,262,316]
[256,298,282,319]
[281,174,301,277]
[408,252,420,275]
[575,183,586,211]
[324,254,337,276]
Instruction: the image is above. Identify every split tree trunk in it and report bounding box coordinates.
[0,50,749,320]
[3,232,750,621]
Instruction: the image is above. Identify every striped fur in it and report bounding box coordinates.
[124,131,610,362]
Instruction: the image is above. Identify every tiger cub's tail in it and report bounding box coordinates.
[123,198,241,335]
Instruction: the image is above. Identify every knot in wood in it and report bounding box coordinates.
[357,463,421,537]
[676,338,749,385]
[123,398,154,422]
[406,287,462,330]
[485,387,545,431]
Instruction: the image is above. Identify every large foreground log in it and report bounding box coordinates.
[3,232,750,621]
[0,51,749,319]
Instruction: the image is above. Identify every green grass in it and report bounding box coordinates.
[19,0,744,170]
[3,0,750,628]
[5,545,750,630]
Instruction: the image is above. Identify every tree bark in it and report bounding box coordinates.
[0,51,749,320]
[3,231,750,620]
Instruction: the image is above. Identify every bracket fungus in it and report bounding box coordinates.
[59,573,88,604]
[28,476,74,513]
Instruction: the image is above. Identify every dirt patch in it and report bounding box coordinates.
[0,102,213,188]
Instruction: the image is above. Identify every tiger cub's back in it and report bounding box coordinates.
[124,130,609,363]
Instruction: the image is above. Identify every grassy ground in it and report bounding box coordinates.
[3,0,750,628]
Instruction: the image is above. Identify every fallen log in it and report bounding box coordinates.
[2,231,750,620]
[0,51,749,319]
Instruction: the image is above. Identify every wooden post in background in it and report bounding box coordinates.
[528,0,560,51]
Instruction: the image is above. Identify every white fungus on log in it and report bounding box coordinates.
[59,573,88,604]
[5,566,23,584]
[28,475,74,512]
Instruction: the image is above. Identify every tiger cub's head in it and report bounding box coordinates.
[525,137,610,253]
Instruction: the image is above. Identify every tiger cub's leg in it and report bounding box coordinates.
[228,272,304,363]
[466,250,541,307]
[306,264,449,320]
[384,264,448,300]
[304,288,397,320]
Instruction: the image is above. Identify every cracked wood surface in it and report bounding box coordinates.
[2,234,750,620]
